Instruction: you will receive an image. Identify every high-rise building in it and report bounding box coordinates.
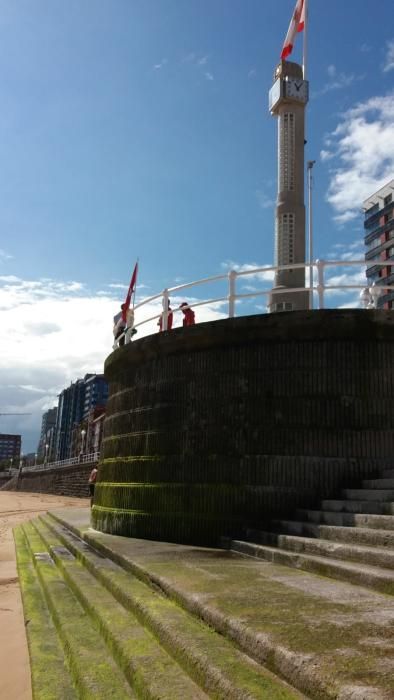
[54,373,108,460]
[83,374,108,419]
[269,59,309,311]
[55,378,86,460]
[0,433,21,462]
[364,180,394,309]
[37,407,57,459]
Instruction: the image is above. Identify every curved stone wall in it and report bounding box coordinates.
[92,310,394,545]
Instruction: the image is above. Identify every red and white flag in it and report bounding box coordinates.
[281,0,305,60]
[122,262,138,322]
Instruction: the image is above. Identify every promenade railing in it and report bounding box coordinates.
[114,259,394,347]
[19,452,100,474]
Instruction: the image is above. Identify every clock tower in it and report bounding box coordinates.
[268,60,309,311]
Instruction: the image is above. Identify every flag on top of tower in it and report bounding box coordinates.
[122,261,138,322]
[281,0,305,60]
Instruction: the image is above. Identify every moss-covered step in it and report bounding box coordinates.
[21,522,134,699]
[31,518,209,700]
[13,526,77,700]
[38,514,302,700]
[270,520,394,548]
[229,538,394,595]
[243,528,394,569]
[47,508,394,700]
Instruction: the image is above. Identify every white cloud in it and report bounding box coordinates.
[221,260,275,283]
[256,189,275,210]
[248,68,257,79]
[153,58,168,70]
[198,55,208,66]
[383,40,394,73]
[312,71,360,98]
[327,240,364,261]
[323,93,394,223]
[205,72,214,81]
[0,276,227,452]
[0,249,13,261]
[320,149,333,162]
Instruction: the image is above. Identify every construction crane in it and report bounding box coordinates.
[0,412,32,416]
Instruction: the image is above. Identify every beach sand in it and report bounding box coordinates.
[0,491,89,700]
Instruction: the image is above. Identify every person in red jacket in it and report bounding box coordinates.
[158,300,173,331]
[180,302,195,327]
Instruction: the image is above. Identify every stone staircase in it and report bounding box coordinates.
[229,467,394,596]
[15,506,394,698]
[15,513,303,700]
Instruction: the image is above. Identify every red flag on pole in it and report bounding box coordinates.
[281,0,305,60]
[122,262,138,322]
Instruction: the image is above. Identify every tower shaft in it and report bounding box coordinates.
[269,60,309,311]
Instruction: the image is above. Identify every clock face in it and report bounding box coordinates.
[285,79,308,102]
[269,78,282,111]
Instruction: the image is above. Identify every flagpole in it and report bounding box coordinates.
[133,258,139,309]
[302,0,308,79]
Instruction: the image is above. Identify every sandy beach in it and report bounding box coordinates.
[0,491,89,700]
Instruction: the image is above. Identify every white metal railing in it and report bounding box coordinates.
[113,259,394,348]
[20,452,100,474]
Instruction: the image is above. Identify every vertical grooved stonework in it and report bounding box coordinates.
[92,311,394,545]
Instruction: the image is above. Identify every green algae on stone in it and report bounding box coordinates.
[21,522,132,699]
[39,514,303,700]
[13,526,77,700]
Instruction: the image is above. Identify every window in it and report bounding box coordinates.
[384,194,392,207]
[368,237,381,251]
[278,212,296,266]
[365,203,379,219]
[279,112,295,191]
[275,302,293,312]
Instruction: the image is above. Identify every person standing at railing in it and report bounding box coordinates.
[179,302,195,327]
[158,300,173,332]
[113,304,127,346]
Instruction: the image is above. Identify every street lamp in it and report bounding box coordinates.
[307,160,316,310]
[80,429,86,461]
[9,457,13,475]
[44,443,49,465]
[34,453,37,467]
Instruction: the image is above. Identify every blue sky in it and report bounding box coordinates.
[0,0,394,452]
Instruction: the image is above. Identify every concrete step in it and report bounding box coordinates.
[270,519,394,548]
[32,518,210,700]
[319,499,394,514]
[21,522,134,699]
[363,478,394,489]
[48,508,394,700]
[39,514,301,700]
[296,508,394,530]
[249,529,394,571]
[230,538,394,595]
[13,526,78,700]
[342,488,394,501]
